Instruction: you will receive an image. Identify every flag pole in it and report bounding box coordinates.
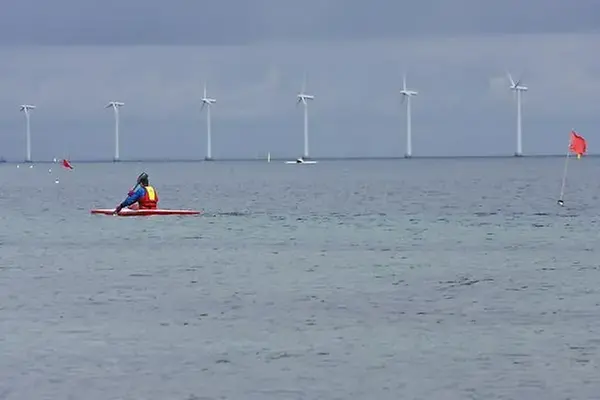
[557,148,570,206]
[558,130,584,206]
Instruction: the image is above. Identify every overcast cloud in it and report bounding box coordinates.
[0,0,599,160]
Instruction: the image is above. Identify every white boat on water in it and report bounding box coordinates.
[285,157,317,164]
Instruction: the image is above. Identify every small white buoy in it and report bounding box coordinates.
[53,158,57,163]
[16,165,20,168]
[29,165,33,168]
[55,179,59,184]
[48,168,52,173]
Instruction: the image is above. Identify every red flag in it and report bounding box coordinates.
[569,131,587,159]
[61,159,73,169]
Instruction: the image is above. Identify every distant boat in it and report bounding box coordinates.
[285,156,317,165]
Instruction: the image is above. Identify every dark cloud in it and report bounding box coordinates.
[1,0,599,45]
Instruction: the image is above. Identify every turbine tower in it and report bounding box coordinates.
[507,73,528,157]
[400,74,418,158]
[296,76,314,159]
[19,104,36,163]
[201,84,216,161]
[105,101,124,162]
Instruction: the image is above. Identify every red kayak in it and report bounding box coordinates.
[90,208,202,216]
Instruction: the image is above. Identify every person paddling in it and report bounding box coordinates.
[113,172,159,214]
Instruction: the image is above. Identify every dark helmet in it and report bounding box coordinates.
[137,172,149,185]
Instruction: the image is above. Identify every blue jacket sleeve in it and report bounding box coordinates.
[120,187,145,207]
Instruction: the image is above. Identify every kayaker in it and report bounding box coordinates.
[113,172,159,214]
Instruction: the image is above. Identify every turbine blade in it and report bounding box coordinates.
[507,72,515,86]
[516,71,525,87]
[403,74,407,91]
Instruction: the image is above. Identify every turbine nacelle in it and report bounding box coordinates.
[507,73,528,91]
[201,83,216,110]
[20,104,36,112]
[201,98,216,112]
[400,90,417,104]
[297,94,314,105]
[105,101,124,109]
[511,85,528,91]
[400,74,418,103]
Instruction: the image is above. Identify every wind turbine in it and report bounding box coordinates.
[19,104,36,163]
[105,101,124,162]
[200,84,216,161]
[296,76,314,160]
[507,72,528,157]
[400,74,418,158]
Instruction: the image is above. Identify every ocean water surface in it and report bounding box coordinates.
[1,158,599,400]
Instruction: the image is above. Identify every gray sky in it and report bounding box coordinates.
[0,0,599,160]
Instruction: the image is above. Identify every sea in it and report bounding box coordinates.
[1,157,599,400]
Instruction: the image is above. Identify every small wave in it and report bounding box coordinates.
[215,211,250,216]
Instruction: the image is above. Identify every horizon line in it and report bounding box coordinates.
[0,154,592,164]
